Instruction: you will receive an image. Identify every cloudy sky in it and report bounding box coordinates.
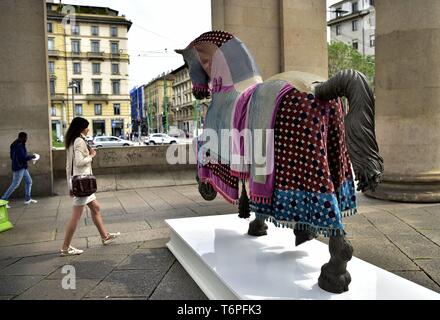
[62,0,336,89]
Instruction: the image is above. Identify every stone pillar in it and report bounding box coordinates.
[367,0,440,202]
[211,0,328,80]
[279,0,328,78]
[211,0,282,79]
[0,0,53,197]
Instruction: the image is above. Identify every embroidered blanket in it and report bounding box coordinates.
[250,88,357,236]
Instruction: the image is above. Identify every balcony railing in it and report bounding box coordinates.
[50,93,66,101]
[86,94,109,102]
[48,50,60,57]
[87,52,105,60]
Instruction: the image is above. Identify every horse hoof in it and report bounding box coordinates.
[294,229,317,247]
[198,182,217,201]
[248,220,268,237]
[318,265,351,294]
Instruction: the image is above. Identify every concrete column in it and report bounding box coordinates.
[211,0,282,80]
[211,0,328,80]
[367,0,440,202]
[0,0,53,197]
[280,0,328,79]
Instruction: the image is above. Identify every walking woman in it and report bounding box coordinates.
[61,117,120,256]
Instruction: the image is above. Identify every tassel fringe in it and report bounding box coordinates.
[254,207,357,238]
[200,177,238,205]
[250,194,272,205]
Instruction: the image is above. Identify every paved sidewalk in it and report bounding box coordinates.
[0,185,439,299]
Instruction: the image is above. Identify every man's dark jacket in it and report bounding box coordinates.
[10,140,33,172]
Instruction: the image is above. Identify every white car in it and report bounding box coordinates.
[145,133,178,145]
[92,136,135,148]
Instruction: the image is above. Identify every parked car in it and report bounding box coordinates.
[144,133,178,145]
[92,136,135,148]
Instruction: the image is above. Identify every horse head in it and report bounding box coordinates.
[176,31,261,99]
[175,47,211,100]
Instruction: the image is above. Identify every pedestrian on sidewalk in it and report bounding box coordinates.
[1,132,38,208]
[61,117,120,257]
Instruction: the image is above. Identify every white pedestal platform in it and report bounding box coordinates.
[166,214,440,300]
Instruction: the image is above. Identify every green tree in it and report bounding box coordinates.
[328,41,375,87]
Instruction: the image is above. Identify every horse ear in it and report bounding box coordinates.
[175,49,184,55]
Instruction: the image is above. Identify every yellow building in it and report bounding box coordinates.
[143,74,174,133]
[46,2,132,140]
[170,65,209,136]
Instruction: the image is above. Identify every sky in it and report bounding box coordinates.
[61,0,211,89]
[60,0,337,89]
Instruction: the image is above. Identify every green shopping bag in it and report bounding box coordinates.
[0,200,13,233]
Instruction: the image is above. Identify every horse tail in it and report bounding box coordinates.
[313,69,384,192]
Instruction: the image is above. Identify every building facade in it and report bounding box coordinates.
[46,2,132,140]
[142,74,174,134]
[170,65,209,137]
[130,86,146,137]
[328,0,375,56]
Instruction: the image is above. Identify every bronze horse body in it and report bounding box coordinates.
[176,31,383,294]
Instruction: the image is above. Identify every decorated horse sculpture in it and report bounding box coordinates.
[176,31,383,294]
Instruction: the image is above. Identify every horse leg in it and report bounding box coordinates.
[293,226,318,247]
[318,234,353,293]
[247,217,268,237]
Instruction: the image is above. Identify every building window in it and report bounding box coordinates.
[93,80,102,95]
[72,40,81,54]
[48,61,55,75]
[335,7,343,17]
[370,34,375,47]
[47,22,53,33]
[370,0,375,6]
[113,103,121,115]
[71,24,80,35]
[352,20,359,31]
[112,80,120,95]
[352,1,358,13]
[72,79,82,94]
[111,120,124,137]
[92,63,101,75]
[91,26,99,36]
[51,106,57,116]
[336,25,342,36]
[74,104,83,116]
[94,104,102,116]
[50,79,55,95]
[93,120,106,136]
[48,38,55,50]
[91,41,100,53]
[73,62,81,74]
[352,40,359,50]
[110,26,118,37]
[111,63,120,75]
[110,42,119,54]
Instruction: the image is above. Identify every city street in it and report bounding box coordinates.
[1,185,439,299]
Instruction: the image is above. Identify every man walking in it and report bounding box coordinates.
[1,132,38,208]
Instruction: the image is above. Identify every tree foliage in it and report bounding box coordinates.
[328,41,375,87]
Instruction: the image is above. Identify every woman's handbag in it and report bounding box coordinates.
[70,139,97,197]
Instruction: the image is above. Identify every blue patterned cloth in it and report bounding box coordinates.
[250,89,357,237]
[251,180,357,236]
